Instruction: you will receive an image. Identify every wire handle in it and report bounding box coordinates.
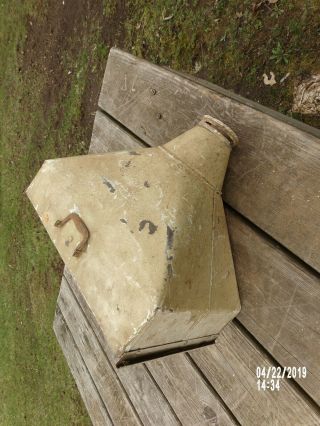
[54,213,90,257]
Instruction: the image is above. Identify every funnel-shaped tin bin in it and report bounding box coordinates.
[27,115,241,366]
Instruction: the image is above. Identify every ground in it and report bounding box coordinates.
[1,0,319,424]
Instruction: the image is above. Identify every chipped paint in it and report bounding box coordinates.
[69,204,80,215]
[165,225,175,280]
[139,220,158,235]
[102,177,116,193]
[125,274,141,289]
[40,159,56,173]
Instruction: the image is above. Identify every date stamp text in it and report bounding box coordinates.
[256,366,307,391]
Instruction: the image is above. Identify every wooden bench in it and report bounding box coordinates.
[53,48,320,425]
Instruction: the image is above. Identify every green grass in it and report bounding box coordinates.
[1,0,319,424]
[0,2,95,425]
[125,0,320,124]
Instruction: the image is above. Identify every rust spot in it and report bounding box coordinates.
[120,218,128,224]
[124,160,131,168]
[144,180,150,188]
[165,226,175,281]
[139,220,158,235]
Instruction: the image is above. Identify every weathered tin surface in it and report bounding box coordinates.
[27,116,241,364]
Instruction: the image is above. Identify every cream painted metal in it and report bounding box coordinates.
[27,115,241,365]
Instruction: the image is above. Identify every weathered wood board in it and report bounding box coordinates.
[99,48,320,273]
[60,270,320,426]
[58,279,141,425]
[88,110,320,406]
[91,110,144,154]
[53,310,112,426]
[228,210,320,405]
[60,273,236,425]
[145,354,236,426]
[60,274,179,425]
[190,323,320,426]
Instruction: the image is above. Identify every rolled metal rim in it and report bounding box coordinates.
[198,115,239,147]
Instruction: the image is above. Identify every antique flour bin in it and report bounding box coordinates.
[27,115,241,366]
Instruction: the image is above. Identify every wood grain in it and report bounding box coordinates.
[227,209,320,405]
[190,322,320,426]
[58,279,141,425]
[53,310,112,426]
[146,354,236,426]
[91,110,144,154]
[99,48,320,273]
[62,271,180,426]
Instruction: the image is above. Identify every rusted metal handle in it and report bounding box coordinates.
[54,213,90,257]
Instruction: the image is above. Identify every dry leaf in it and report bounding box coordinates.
[194,61,202,73]
[263,72,277,86]
[236,11,243,18]
[268,0,278,4]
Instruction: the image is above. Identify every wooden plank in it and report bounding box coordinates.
[99,48,320,273]
[91,110,144,154]
[63,271,236,426]
[62,272,179,426]
[227,209,320,405]
[146,355,236,426]
[190,323,320,426]
[89,108,320,405]
[53,310,112,426]
[60,265,320,426]
[58,279,141,425]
